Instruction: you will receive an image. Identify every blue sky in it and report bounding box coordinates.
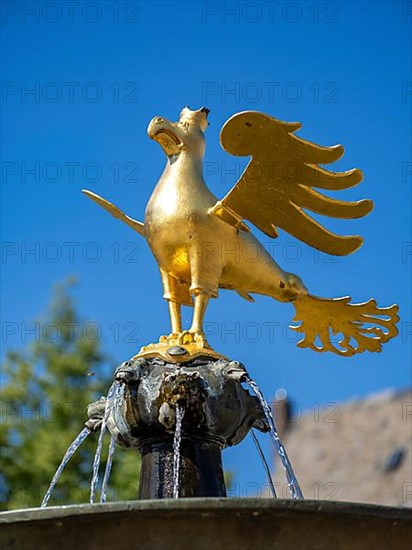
[1,0,411,496]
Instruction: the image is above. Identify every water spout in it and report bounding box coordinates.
[100,436,116,503]
[251,430,277,498]
[99,383,125,503]
[245,376,303,500]
[172,403,184,499]
[90,382,118,503]
[41,427,91,508]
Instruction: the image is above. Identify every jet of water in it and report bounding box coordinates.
[99,383,125,503]
[41,427,91,508]
[251,430,277,498]
[89,381,119,503]
[245,376,304,500]
[172,403,184,499]
[100,436,116,503]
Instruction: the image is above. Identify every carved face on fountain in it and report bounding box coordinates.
[102,357,268,450]
[147,106,209,159]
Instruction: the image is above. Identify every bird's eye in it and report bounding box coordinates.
[279,281,285,289]
[181,122,189,131]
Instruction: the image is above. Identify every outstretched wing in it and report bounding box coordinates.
[291,294,399,356]
[211,111,373,256]
[82,190,145,238]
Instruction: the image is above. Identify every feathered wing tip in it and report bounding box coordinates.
[290,294,399,357]
[295,139,345,165]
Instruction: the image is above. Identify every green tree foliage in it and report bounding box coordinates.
[1,280,140,511]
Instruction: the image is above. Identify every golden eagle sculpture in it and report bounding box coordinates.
[83,107,399,360]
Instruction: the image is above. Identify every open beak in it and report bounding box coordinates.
[148,117,183,157]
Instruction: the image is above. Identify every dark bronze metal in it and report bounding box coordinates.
[87,356,267,500]
[138,438,226,499]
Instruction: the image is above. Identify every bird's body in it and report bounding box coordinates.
[144,145,295,306]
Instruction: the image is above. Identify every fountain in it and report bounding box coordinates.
[1,107,409,549]
[39,355,286,503]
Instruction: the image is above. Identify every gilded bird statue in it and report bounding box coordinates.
[83,107,399,359]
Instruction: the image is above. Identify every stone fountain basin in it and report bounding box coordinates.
[1,498,410,550]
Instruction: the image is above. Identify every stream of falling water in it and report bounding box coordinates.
[99,383,125,502]
[89,381,119,503]
[100,437,116,502]
[100,436,116,503]
[172,404,184,499]
[245,376,303,499]
[41,427,91,508]
[251,430,277,498]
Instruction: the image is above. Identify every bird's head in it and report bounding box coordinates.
[278,272,308,302]
[147,107,209,160]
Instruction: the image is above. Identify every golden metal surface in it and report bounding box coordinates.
[291,295,399,357]
[84,107,399,357]
[135,332,227,363]
[82,190,145,237]
[217,111,373,256]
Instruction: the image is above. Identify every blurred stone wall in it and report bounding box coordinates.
[273,388,412,508]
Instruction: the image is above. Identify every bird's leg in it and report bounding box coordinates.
[189,292,210,334]
[168,301,182,334]
[160,268,189,335]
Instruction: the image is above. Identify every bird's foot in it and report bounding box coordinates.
[159,330,209,348]
[179,330,207,347]
[136,331,225,363]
